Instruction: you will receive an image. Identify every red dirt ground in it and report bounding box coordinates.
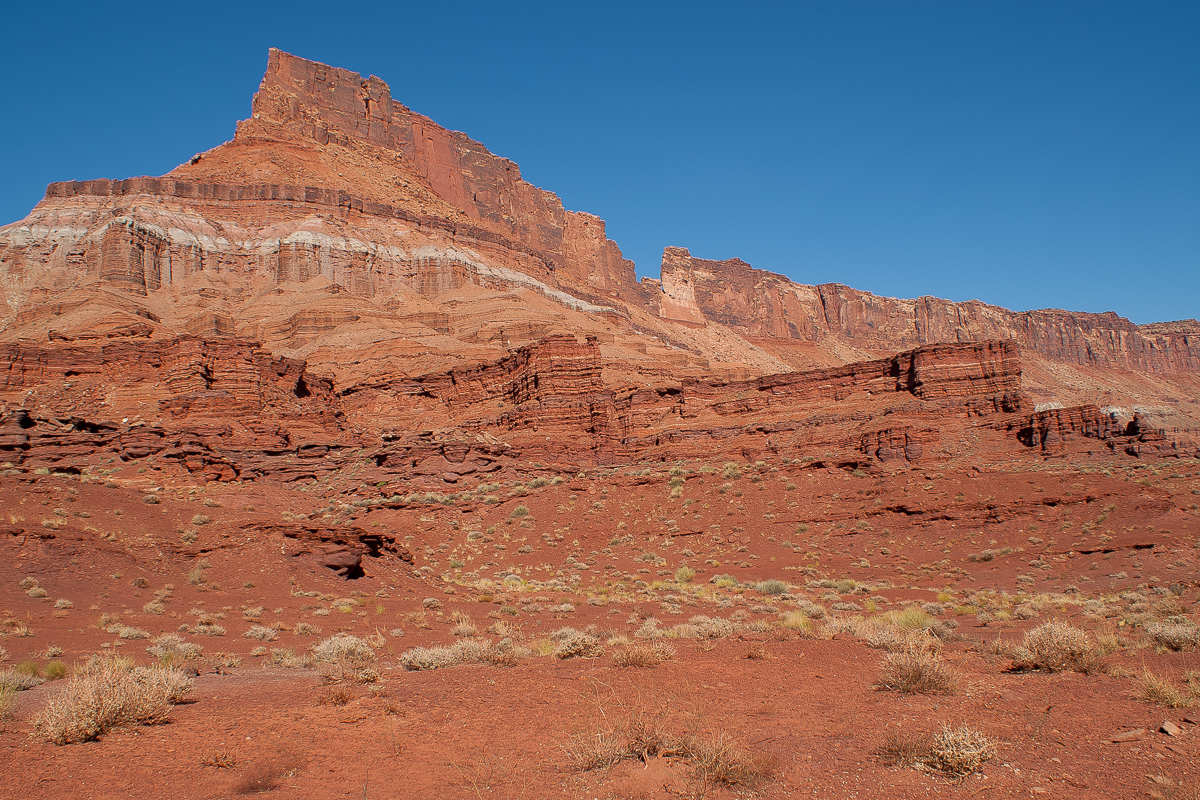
[2,454,1198,799]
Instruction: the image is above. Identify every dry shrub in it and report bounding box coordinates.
[0,684,14,723]
[482,639,523,667]
[876,729,933,768]
[875,644,959,695]
[116,626,150,640]
[1146,620,1200,652]
[877,725,995,779]
[690,731,775,789]
[1016,621,1095,672]
[192,623,226,637]
[317,684,354,706]
[861,621,908,651]
[270,648,313,670]
[146,633,203,663]
[554,631,603,660]
[0,667,44,692]
[563,716,771,789]
[450,611,477,637]
[33,657,193,744]
[243,625,277,642]
[207,652,244,671]
[311,634,377,683]
[926,725,996,778]
[399,638,527,671]
[1139,669,1193,709]
[676,615,735,640]
[612,643,675,667]
[637,616,736,641]
[400,640,485,671]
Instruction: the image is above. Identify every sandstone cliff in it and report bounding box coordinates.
[0,48,1196,447]
[650,246,1200,374]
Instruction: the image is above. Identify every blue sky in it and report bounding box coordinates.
[2,1,1196,324]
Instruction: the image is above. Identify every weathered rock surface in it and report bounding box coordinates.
[249,523,412,579]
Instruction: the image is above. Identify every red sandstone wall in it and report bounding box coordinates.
[655,247,1200,374]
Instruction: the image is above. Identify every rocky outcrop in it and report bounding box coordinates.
[0,336,331,415]
[0,409,357,482]
[657,340,1021,417]
[373,431,515,482]
[351,336,1023,465]
[991,405,1121,453]
[651,247,1200,374]
[0,335,353,480]
[988,404,1200,458]
[249,523,413,579]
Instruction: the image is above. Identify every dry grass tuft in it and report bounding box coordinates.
[399,638,527,671]
[876,725,996,779]
[33,656,193,744]
[450,611,477,637]
[875,644,959,695]
[311,634,377,684]
[876,729,933,768]
[1016,621,1096,672]
[1139,669,1193,709]
[1146,620,1200,652]
[317,684,354,706]
[689,731,776,789]
[563,715,772,789]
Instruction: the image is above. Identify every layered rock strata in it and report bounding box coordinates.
[650,247,1200,374]
[1,48,1197,475]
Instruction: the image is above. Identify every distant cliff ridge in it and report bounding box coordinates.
[646,246,1199,374]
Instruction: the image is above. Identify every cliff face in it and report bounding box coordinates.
[652,247,1200,374]
[230,48,637,301]
[0,47,1196,448]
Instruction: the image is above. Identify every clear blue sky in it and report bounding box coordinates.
[2,1,1196,324]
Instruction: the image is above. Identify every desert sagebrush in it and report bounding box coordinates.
[33,657,192,744]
